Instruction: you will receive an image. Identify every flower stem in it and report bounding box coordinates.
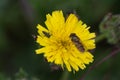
[60,69,69,80]
[80,47,120,80]
[95,34,106,43]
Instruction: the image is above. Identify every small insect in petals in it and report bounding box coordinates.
[42,31,51,38]
[69,33,85,52]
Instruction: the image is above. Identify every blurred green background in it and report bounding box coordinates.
[0,0,120,80]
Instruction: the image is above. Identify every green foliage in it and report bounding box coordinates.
[15,68,28,80]
[14,68,39,80]
[99,13,120,44]
[0,73,10,80]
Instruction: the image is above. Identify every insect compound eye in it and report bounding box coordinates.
[69,33,80,42]
[69,33,76,37]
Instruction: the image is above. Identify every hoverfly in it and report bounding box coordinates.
[69,33,85,52]
[42,31,51,38]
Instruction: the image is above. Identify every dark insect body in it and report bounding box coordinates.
[69,33,85,52]
[42,31,51,38]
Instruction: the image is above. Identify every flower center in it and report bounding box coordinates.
[59,40,71,50]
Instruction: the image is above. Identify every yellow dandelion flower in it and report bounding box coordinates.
[36,10,96,72]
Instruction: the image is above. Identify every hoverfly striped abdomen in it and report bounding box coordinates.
[69,33,85,52]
